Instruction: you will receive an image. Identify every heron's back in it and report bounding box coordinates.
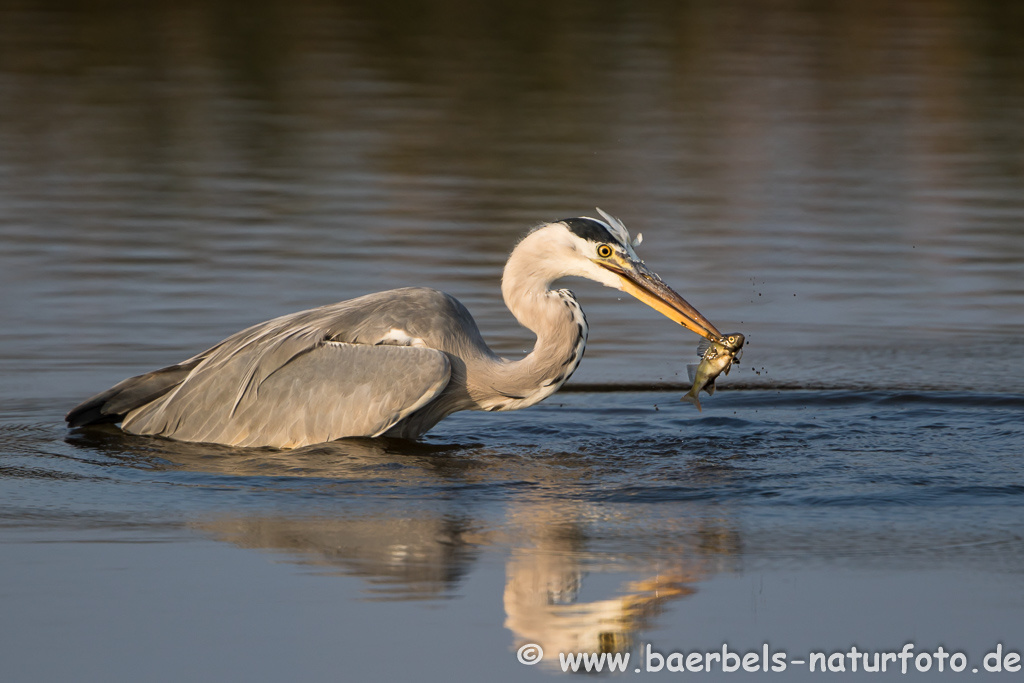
[66,288,488,447]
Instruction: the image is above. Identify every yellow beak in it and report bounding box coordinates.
[598,257,722,341]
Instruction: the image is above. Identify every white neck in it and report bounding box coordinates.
[473,226,589,411]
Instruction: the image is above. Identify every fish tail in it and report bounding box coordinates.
[681,388,702,412]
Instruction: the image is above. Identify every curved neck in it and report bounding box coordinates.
[473,228,588,411]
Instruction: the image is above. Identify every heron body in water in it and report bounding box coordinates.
[66,210,722,448]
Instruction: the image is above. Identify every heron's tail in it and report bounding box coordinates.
[65,359,200,427]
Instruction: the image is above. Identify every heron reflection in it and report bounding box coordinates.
[66,434,740,659]
[501,507,715,665]
[193,507,736,665]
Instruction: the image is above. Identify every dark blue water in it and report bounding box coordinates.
[2,0,1023,680]
[7,389,1024,525]
[3,391,1023,679]
[6,389,1024,538]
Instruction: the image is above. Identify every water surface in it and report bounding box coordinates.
[1,0,1023,680]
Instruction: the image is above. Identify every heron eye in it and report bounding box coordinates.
[597,244,613,258]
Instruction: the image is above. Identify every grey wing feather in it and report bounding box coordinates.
[123,342,450,448]
[65,359,203,427]
[67,288,476,447]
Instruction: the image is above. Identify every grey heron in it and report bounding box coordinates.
[66,210,722,448]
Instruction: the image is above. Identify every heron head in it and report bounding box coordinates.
[552,209,722,341]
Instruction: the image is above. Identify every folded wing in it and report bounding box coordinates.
[121,341,451,448]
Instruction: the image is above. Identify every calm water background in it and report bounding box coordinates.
[1,0,1022,680]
